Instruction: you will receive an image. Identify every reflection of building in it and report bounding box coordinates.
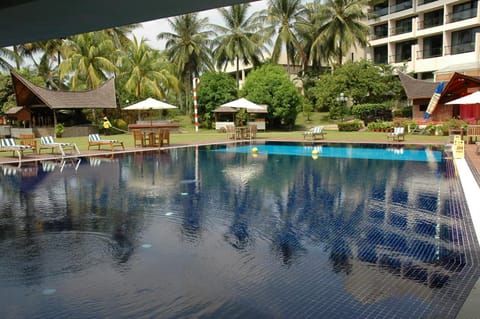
[367,0,480,80]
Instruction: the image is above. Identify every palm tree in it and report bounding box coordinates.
[59,31,117,90]
[296,2,331,72]
[315,0,370,66]
[103,24,140,49]
[267,0,306,72]
[59,31,117,122]
[119,36,179,101]
[212,4,271,88]
[0,47,17,72]
[157,13,214,114]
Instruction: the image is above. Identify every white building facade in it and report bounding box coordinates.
[366,0,480,81]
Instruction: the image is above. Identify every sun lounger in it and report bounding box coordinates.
[303,126,326,140]
[39,136,80,157]
[88,133,124,151]
[0,138,33,161]
[387,127,405,142]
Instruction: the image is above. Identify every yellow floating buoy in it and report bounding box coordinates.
[251,147,258,153]
[312,149,319,155]
[312,155,319,160]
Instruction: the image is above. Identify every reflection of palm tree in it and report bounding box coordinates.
[225,188,253,250]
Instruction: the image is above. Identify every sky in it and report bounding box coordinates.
[130,0,268,50]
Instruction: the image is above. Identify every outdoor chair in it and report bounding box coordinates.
[88,134,124,151]
[387,127,405,142]
[410,124,427,134]
[39,136,80,157]
[132,130,146,147]
[245,124,257,141]
[467,125,480,144]
[157,128,170,146]
[226,125,237,140]
[0,138,33,161]
[19,134,38,154]
[303,126,326,140]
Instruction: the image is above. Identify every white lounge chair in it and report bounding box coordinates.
[88,134,124,151]
[0,138,33,161]
[39,136,80,157]
[303,126,326,140]
[387,127,405,142]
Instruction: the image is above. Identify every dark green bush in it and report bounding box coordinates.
[338,120,363,131]
[352,103,392,125]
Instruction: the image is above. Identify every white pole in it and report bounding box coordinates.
[193,77,200,132]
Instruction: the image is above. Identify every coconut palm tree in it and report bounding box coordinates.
[0,47,17,72]
[295,1,332,72]
[59,31,117,90]
[157,13,214,114]
[315,0,370,66]
[212,4,271,88]
[103,24,140,50]
[118,36,179,101]
[267,0,306,72]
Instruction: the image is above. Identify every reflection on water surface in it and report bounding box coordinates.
[0,143,478,319]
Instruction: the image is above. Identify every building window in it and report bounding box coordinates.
[450,0,477,22]
[395,40,416,62]
[373,45,388,64]
[373,24,388,39]
[372,1,388,16]
[418,0,437,5]
[391,0,412,13]
[423,35,443,58]
[419,104,428,112]
[394,17,412,35]
[451,27,480,54]
[423,9,444,29]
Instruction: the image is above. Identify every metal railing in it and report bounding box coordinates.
[390,1,412,13]
[444,43,475,55]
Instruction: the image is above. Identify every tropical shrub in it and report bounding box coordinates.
[352,103,393,124]
[338,120,363,131]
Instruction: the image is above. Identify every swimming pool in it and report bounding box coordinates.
[0,143,478,318]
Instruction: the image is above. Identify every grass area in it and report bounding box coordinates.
[0,113,451,158]
[43,128,448,152]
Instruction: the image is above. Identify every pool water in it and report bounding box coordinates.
[0,143,478,319]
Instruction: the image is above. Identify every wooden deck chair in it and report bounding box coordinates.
[19,134,38,154]
[39,136,80,157]
[226,125,237,140]
[88,133,124,151]
[387,127,405,142]
[303,126,326,140]
[0,138,33,161]
[132,130,146,147]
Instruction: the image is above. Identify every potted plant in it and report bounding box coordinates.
[55,123,65,138]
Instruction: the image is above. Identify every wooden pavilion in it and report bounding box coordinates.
[6,71,117,135]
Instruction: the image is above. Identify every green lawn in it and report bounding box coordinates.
[1,112,451,158]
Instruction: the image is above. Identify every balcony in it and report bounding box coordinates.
[371,7,389,17]
[390,1,412,13]
[417,47,443,59]
[445,42,475,55]
[418,17,443,30]
[390,54,412,63]
[418,0,438,5]
[391,25,412,35]
[448,9,477,23]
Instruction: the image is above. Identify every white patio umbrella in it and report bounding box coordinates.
[220,98,265,111]
[446,91,480,105]
[123,97,177,123]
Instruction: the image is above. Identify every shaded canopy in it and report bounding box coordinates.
[123,98,177,110]
[220,98,265,111]
[446,91,480,105]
